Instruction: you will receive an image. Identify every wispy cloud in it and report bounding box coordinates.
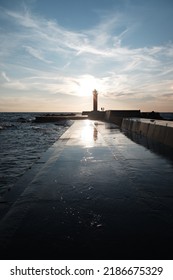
[1,71,10,82]
[0,5,173,111]
[24,46,52,63]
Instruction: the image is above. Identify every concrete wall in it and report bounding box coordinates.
[105,110,141,126]
[121,118,173,148]
[88,111,105,120]
[164,126,173,147]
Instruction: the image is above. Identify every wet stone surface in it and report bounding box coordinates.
[0,120,173,259]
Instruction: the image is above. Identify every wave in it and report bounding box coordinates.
[0,113,73,196]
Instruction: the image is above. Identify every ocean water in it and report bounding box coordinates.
[0,113,73,197]
[160,112,173,120]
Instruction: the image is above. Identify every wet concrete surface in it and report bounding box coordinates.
[0,120,173,260]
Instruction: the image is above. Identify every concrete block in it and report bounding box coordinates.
[152,125,167,143]
[132,120,141,133]
[164,126,173,148]
[139,122,150,136]
[147,123,155,138]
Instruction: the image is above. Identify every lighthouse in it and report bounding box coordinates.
[93,89,98,111]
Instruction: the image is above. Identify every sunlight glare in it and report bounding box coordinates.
[77,75,99,96]
[81,120,95,147]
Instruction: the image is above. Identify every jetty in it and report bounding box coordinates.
[34,110,173,148]
[34,113,88,122]
[0,119,173,259]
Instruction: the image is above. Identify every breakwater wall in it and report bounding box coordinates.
[88,110,141,125]
[121,118,173,148]
[34,114,88,122]
[105,110,141,126]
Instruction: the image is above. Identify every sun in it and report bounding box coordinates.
[77,75,99,96]
[79,80,93,96]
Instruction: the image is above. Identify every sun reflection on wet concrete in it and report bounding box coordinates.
[80,120,98,147]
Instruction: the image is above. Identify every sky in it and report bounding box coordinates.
[0,0,173,112]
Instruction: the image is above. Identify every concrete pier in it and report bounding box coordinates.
[0,120,173,260]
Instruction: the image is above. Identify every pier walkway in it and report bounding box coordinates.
[0,120,173,259]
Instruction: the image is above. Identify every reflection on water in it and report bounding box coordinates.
[81,120,98,147]
[105,123,119,130]
[93,127,98,141]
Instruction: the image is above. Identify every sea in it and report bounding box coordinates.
[0,112,73,197]
[0,112,173,198]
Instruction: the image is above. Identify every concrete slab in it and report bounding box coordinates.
[0,120,173,260]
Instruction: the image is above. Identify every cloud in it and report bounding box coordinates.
[6,9,38,29]
[3,80,30,91]
[0,6,173,112]
[159,93,173,100]
[1,71,10,82]
[24,45,52,63]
